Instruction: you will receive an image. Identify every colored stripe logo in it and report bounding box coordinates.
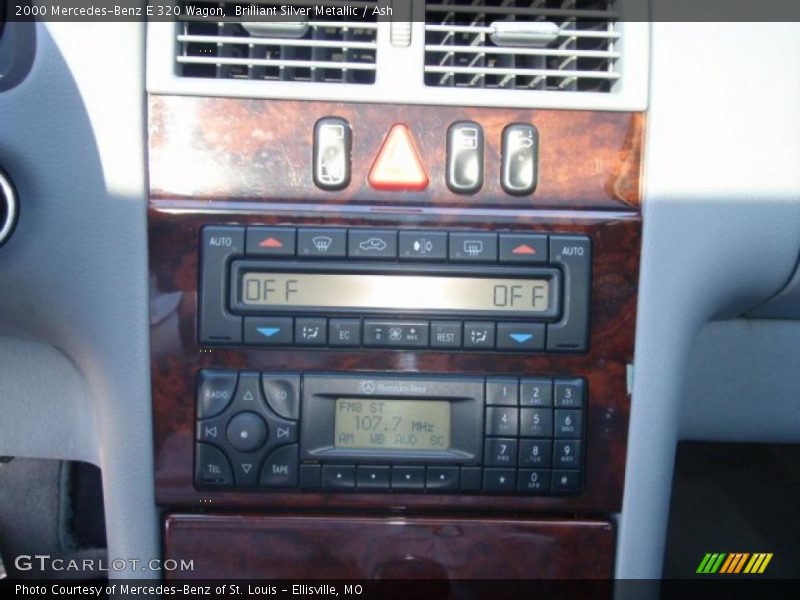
[696,552,773,574]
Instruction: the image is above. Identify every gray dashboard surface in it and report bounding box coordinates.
[616,20,800,583]
[0,23,157,575]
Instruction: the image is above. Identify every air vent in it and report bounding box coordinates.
[176,1,378,84]
[424,0,621,92]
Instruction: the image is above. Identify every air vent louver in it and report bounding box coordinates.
[176,1,378,84]
[424,0,621,92]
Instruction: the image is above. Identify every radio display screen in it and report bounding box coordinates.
[240,272,551,313]
[334,398,450,451]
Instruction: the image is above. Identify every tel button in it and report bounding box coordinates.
[259,444,299,488]
[195,443,233,487]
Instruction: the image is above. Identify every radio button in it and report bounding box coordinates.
[519,440,552,468]
[297,228,347,258]
[347,229,397,259]
[463,321,495,350]
[554,440,582,469]
[430,321,462,349]
[499,233,547,264]
[195,443,234,487]
[554,409,584,438]
[226,411,269,453]
[322,465,356,491]
[329,318,361,347]
[391,466,425,491]
[483,468,516,494]
[554,378,585,409]
[259,444,299,488]
[261,373,300,420]
[496,323,545,351]
[486,378,518,406]
[519,408,553,438]
[520,378,553,407]
[356,466,391,491]
[245,226,296,257]
[197,370,237,418]
[485,407,519,437]
[448,232,497,262]
[517,469,551,494]
[426,466,460,492]
[295,317,327,346]
[363,320,429,348]
[484,438,518,467]
[244,317,293,346]
[399,230,447,261]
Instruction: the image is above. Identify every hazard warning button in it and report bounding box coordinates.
[499,233,548,264]
[368,124,429,191]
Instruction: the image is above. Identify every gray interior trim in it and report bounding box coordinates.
[0,22,157,576]
[616,20,800,580]
[680,319,800,443]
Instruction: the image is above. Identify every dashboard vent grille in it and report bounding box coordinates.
[176,1,378,84]
[424,0,621,92]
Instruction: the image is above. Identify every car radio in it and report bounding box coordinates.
[195,371,586,496]
[199,225,591,353]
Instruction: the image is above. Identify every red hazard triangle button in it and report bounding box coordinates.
[368,124,429,191]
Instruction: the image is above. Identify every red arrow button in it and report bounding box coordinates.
[259,237,284,248]
[512,244,537,255]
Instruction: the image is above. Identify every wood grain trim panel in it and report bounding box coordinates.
[149,205,639,513]
[164,513,615,580]
[148,96,643,211]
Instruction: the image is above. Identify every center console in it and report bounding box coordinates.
[148,96,642,581]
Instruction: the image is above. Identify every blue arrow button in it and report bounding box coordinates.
[510,333,533,344]
[257,327,281,338]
